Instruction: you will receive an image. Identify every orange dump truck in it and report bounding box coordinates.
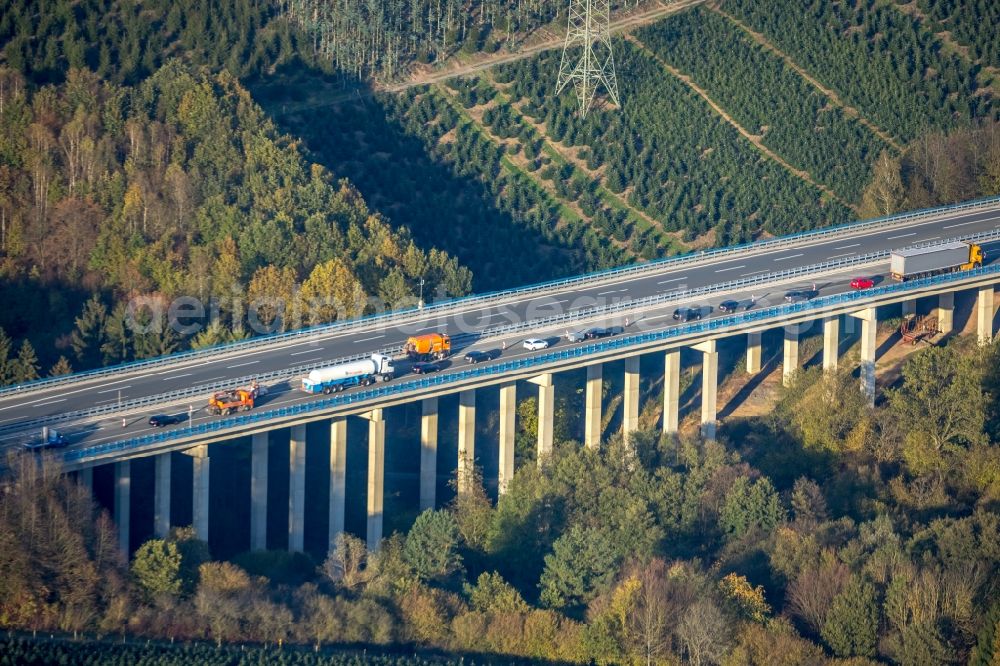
[404,333,451,361]
[208,381,260,415]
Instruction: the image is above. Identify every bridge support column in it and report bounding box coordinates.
[853,308,877,405]
[977,287,994,345]
[663,350,680,435]
[823,316,840,372]
[115,460,130,559]
[746,332,762,375]
[250,433,268,551]
[623,356,640,437]
[585,364,602,450]
[938,291,954,335]
[901,299,916,317]
[288,425,306,552]
[499,383,516,494]
[420,398,438,511]
[530,373,554,465]
[694,341,718,440]
[782,327,799,387]
[154,453,171,539]
[458,390,476,494]
[365,409,385,550]
[329,419,347,553]
[188,445,210,543]
[79,467,92,494]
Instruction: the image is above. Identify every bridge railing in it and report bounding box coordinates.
[64,260,1000,464]
[5,195,999,399]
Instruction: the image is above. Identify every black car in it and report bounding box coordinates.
[672,307,703,322]
[149,414,181,427]
[584,325,625,340]
[784,290,817,303]
[719,299,752,313]
[464,349,500,363]
[412,361,442,374]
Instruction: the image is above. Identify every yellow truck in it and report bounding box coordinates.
[404,333,451,361]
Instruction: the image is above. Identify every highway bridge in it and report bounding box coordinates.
[3,195,1000,557]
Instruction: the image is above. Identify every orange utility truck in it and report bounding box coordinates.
[404,333,451,361]
[208,381,260,415]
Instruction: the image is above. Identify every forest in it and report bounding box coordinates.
[3,338,1000,664]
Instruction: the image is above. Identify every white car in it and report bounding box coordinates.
[523,338,550,351]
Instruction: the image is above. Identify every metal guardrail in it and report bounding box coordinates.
[11,227,1000,437]
[5,195,1000,399]
[64,259,1000,464]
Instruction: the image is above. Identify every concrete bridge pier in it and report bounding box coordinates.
[250,433,268,551]
[288,425,307,552]
[977,286,995,345]
[154,453,171,538]
[782,327,799,387]
[79,466,93,494]
[584,364,602,450]
[694,340,718,440]
[853,307,877,405]
[115,460,130,559]
[663,350,680,435]
[531,374,554,465]
[365,409,385,550]
[499,383,516,494]
[746,332,762,375]
[187,444,210,543]
[901,299,916,317]
[823,316,840,372]
[623,357,640,437]
[457,390,476,494]
[420,398,438,510]
[329,419,347,553]
[938,291,954,334]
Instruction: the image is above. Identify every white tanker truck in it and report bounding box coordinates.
[301,354,395,394]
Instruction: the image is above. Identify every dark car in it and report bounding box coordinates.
[149,414,181,427]
[412,361,442,374]
[784,290,816,303]
[464,349,500,364]
[584,325,625,340]
[23,433,68,451]
[672,307,703,322]
[719,300,741,313]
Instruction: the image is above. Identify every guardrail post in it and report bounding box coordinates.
[364,409,385,551]
[623,357,640,438]
[458,390,476,495]
[783,327,800,387]
[187,445,210,543]
[251,433,268,551]
[530,374,554,466]
[663,351,680,435]
[693,341,718,440]
[977,286,995,345]
[746,332,762,375]
[154,453,171,539]
[823,316,840,372]
[852,308,877,406]
[420,398,438,510]
[585,364,603,450]
[115,460,131,559]
[329,419,347,553]
[288,425,307,552]
[499,384,516,494]
[938,291,954,334]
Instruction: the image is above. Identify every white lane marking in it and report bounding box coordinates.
[944,220,980,228]
[163,374,191,380]
[888,232,916,239]
[643,313,673,321]
[290,348,324,356]
[596,288,628,295]
[97,385,130,394]
[740,270,770,277]
[33,399,67,407]
[415,323,447,332]
[827,252,856,259]
[834,243,861,250]
[476,313,493,320]
[657,276,687,284]
[95,398,120,405]
[922,236,940,242]
[227,360,259,369]
[773,253,804,261]
[715,265,746,273]
[354,335,385,343]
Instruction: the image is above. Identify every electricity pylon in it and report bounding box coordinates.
[555,0,620,118]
